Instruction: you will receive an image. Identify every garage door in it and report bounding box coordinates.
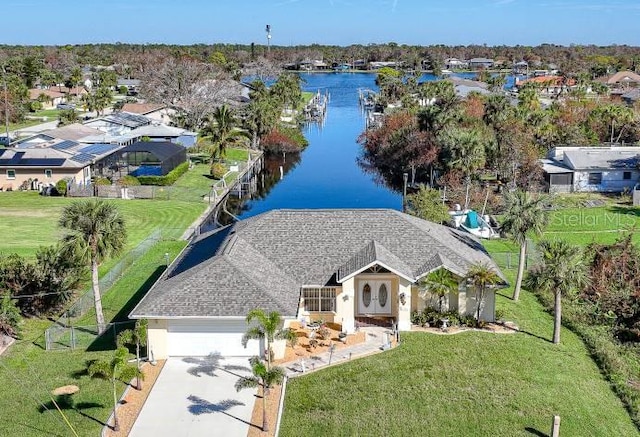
[167,319,261,357]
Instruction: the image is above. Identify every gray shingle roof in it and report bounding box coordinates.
[563,147,640,170]
[130,209,505,319]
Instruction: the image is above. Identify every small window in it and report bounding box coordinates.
[302,287,336,312]
[6,169,15,180]
[623,171,632,180]
[588,172,602,185]
[44,169,52,179]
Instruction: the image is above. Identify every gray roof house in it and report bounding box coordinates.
[542,146,640,193]
[131,209,506,358]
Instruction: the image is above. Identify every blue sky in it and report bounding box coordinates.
[4,0,640,46]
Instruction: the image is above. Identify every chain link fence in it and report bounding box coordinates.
[491,240,541,271]
[44,230,162,351]
[45,320,136,351]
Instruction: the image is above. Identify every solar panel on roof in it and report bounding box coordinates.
[20,158,67,167]
[71,153,95,163]
[79,144,118,155]
[52,140,79,151]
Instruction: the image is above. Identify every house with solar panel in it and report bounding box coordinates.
[83,112,153,136]
[0,138,122,191]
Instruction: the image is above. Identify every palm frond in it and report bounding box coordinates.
[235,376,259,392]
[242,327,263,347]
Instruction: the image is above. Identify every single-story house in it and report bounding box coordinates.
[0,137,124,189]
[43,123,105,142]
[83,112,152,136]
[542,146,640,193]
[28,88,66,109]
[127,124,197,148]
[447,77,491,98]
[513,60,529,74]
[120,103,173,123]
[117,79,141,95]
[468,58,494,69]
[600,70,640,88]
[444,58,469,70]
[49,86,88,98]
[130,209,507,358]
[515,75,576,97]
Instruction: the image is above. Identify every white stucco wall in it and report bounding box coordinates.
[147,319,168,360]
[573,170,639,193]
[397,278,413,331]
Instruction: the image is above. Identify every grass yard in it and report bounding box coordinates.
[280,262,638,437]
[0,191,205,257]
[0,241,186,437]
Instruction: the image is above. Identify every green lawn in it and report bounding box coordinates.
[0,191,205,257]
[0,241,186,437]
[280,261,638,437]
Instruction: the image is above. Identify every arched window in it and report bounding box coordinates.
[378,283,388,307]
[362,283,371,307]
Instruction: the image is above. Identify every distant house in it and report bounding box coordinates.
[621,88,640,106]
[369,61,400,70]
[127,124,198,148]
[117,79,141,95]
[446,77,490,98]
[50,86,88,98]
[444,58,468,70]
[0,138,123,190]
[120,103,172,122]
[515,75,576,98]
[83,112,152,135]
[513,60,529,74]
[542,146,640,193]
[28,89,65,109]
[468,58,494,69]
[601,70,640,88]
[42,123,105,142]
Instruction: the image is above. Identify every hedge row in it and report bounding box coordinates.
[136,162,189,186]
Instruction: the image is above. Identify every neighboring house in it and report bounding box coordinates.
[28,89,65,109]
[42,123,105,142]
[0,138,123,189]
[622,88,640,106]
[117,79,141,95]
[513,60,529,74]
[542,146,640,193]
[468,58,494,69]
[447,77,490,98]
[600,70,640,88]
[50,85,88,99]
[515,75,576,98]
[120,103,173,123]
[444,58,469,70]
[130,209,507,358]
[83,112,152,136]
[369,61,401,70]
[127,124,198,148]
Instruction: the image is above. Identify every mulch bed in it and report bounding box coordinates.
[104,360,166,437]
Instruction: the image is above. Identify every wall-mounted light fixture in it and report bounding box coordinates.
[399,292,406,306]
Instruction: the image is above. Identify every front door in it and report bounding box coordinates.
[358,280,391,315]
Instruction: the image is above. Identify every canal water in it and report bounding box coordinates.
[217,71,491,224]
[230,73,402,220]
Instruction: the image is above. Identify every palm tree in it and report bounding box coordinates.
[59,200,126,333]
[202,104,248,161]
[419,268,458,312]
[117,319,148,390]
[501,190,549,301]
[523,240,587,344]
[87,347,142,432]
[235,356,285,432]
[242,309,286,370]
[465,262,501,322]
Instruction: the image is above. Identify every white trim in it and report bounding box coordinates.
[338,260,415,284]
[6,169,15,180]
[44,169,52,179]
[414,265,465,281]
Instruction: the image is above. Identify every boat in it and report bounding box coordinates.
[449,207,499,239]
[441,69,453,75]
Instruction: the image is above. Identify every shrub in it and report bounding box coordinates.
[55,179,68,196]
[495,309,506,322]
[118,85,128,95]
[210,162,227,180]
[93,177,111,186]
[29,101,43,112]
[119,175,140,186]
[136,162,189,186]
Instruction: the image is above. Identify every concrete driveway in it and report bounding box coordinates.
[129,356,258,437]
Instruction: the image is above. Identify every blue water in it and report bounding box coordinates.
[230,71,516,221]
[237,73,402,219]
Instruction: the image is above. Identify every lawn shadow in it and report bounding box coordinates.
[38,395,106,427]
[12,420,67,437]
[608,205,640,218]
[502,323,552,344]
[525,426,547,437]
[186,395,260,429]
[85,266,165,352]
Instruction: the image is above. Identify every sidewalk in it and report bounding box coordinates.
[281,327,397,377]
